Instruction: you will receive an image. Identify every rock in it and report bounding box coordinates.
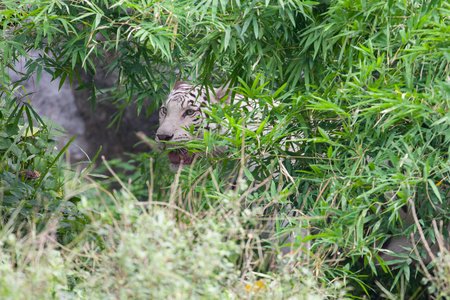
[8,52,158,163]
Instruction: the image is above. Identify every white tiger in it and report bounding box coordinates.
[155,81,305,259]
[155,81,233,172]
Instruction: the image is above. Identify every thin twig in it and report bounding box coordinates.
[410,232,433,281]
[432,219,448,253]
[408,198,436,261]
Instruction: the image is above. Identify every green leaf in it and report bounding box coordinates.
[428,179,442,202]
[256,117,268,135]
[243,166,254,181]
[327,146,333,158]
[317,127,330,140]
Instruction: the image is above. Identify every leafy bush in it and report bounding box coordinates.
[0,167,349,299]
[427,250,450,298]
[0,232,77,299]
[0,88,91,244]
[2,0,450,298]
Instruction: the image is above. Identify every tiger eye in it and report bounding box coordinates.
[186,109,195,116]
[161,107,167,114]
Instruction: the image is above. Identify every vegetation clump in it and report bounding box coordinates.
[1,0,450,298]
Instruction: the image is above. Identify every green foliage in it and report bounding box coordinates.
[79,204,242,298]
[0,171,349,299]
[2,0,450,298]
[0,91,90,244]
[0,0,325,116]
[0,233,78,299]
[426,248,450,297]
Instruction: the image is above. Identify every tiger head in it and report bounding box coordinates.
[156,81,230,172]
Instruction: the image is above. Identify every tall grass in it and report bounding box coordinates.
[0,159,349,299]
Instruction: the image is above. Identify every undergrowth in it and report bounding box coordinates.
[0,160,349,299]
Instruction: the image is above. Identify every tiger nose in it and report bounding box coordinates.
[157,134,174,141]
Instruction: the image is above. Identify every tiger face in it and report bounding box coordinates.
[156,81,229,172]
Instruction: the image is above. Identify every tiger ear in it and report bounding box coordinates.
[173,81,190,90]
[212,81,231,104]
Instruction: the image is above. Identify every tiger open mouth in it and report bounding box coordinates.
[167,148,195,165]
